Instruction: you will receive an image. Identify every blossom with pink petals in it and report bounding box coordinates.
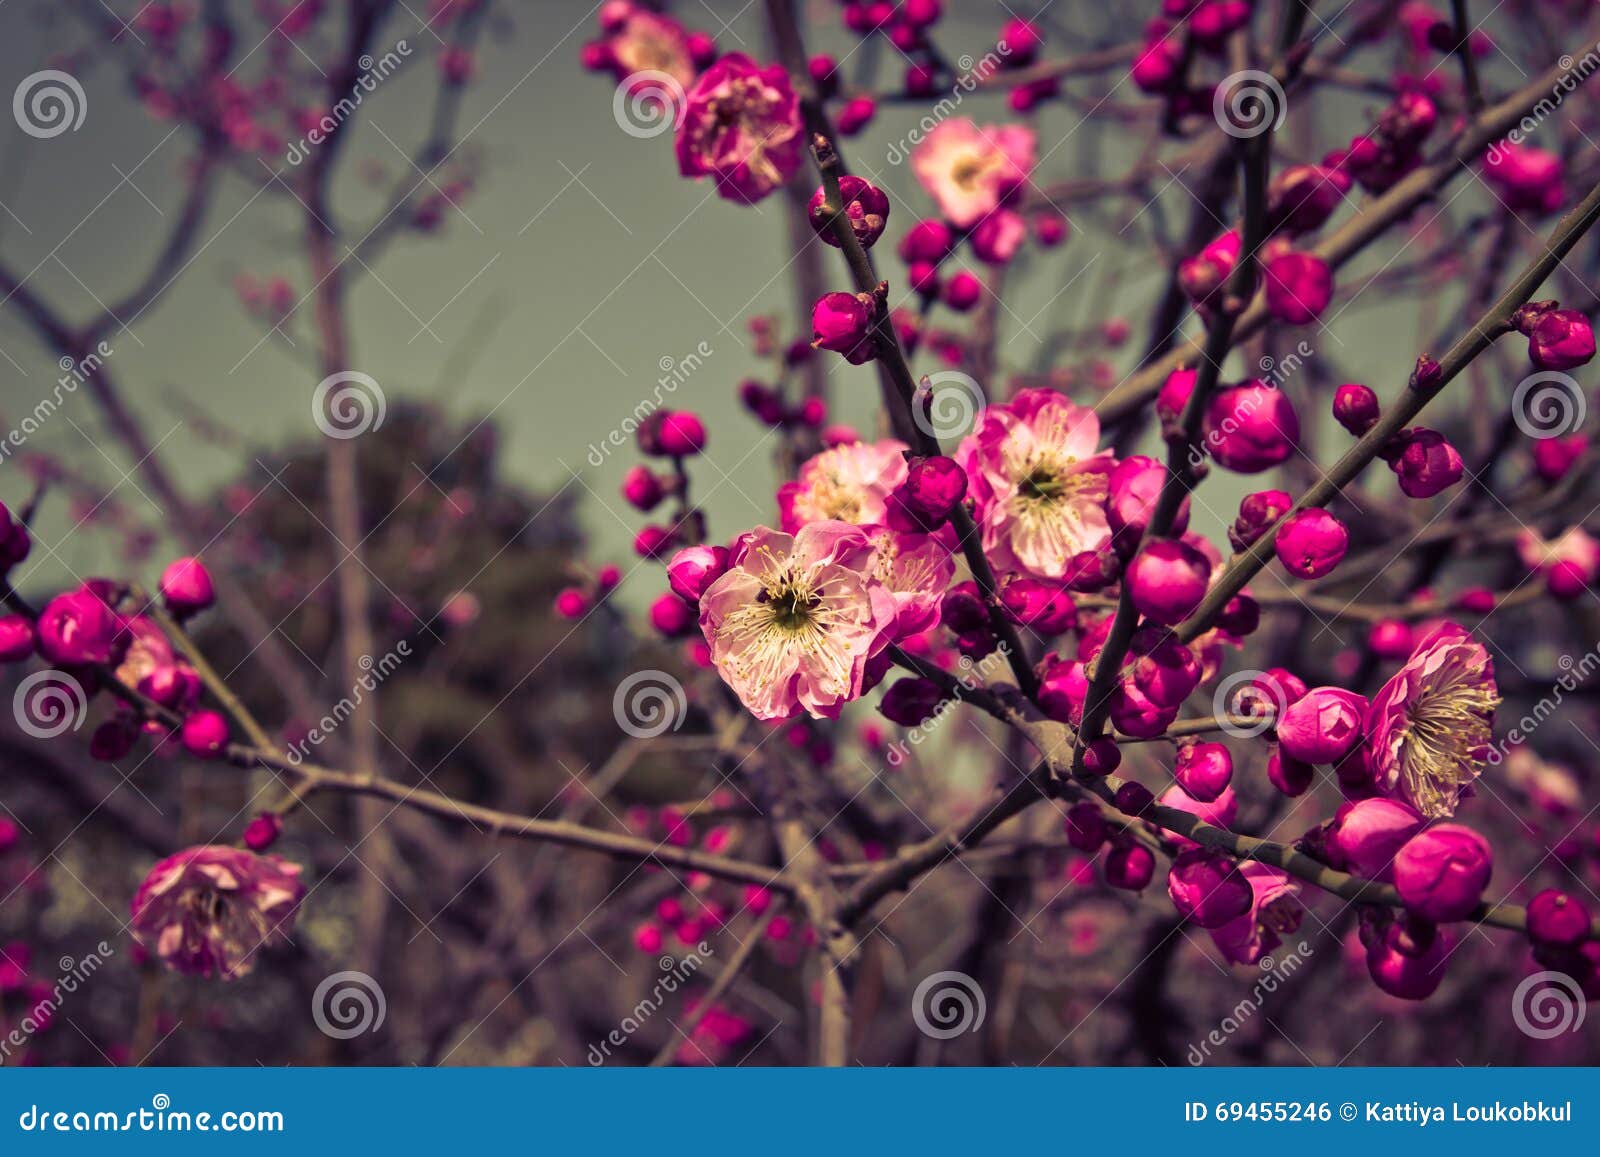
[909,119,1035,228]
[698,522,896,720]
[865,529,955,640]
[957,388,1112,580]
[675,54,804,204]
[778,438,909,531]
[1208,862,1303,966]
[129,846,305,980]
[1365,623,1499,819]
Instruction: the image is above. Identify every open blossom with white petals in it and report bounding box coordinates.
[910,119,1036,228]
[1365,623,1499,820]
[129,846,305,981]
[957,388,1113,580]
[778,439,908,532]
[699,522,897,721]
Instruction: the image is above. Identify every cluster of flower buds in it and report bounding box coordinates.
[553,565,621,622]
[1327,89,1437,195]
[1512,300,1597,372]
[1130,1,1254,118]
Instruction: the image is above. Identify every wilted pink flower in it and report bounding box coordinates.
[1263,250,1334,324]
[1168,848,1253,928]
[1203,382,1299,473]
[808,175,891,249]
[675,54,804,204]
[957,388,1112,580]
[1209,863,1302,966]
[1365,623,1499,819]
[699,522,895,720]
[1326,798,1426,878]
[1274,508,1347,578]
[129,846,305,980]
[779,438,908,531]
[1392,824,1492,921]
[1277,686,1367,764]
[909,119,1034,229]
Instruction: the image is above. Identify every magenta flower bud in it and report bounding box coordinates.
[939,581,988,634]
[1129,629,1200,708]
[649,592,696,638]
[181,710,230,759]
[1266,163,1345,234]
[37,588,119,666]
[633,525,676,560]
[0,615,33,662]
[666,545,729,605]
[1190,0,1251,47]
[158,557,215,617]
[811,290,877,364]
[1393,824,1493,922]
[1229,489,1292,551]
[1082,736,1122,777]
[1483,143,1565,215]
[1116,783,1155,817]
[1263,251,1334,325]
[1178,230,1240,305]
[0,502,30,571]
[89,717,139,761]
[970,210,1027,266]
[999,17,1043,63]
[1532,433,1587,483]
[1526,308,1595,372]
[1063,549,1121,593]
[1156,368,1197,426]
[1204,383,1299,473]
[621,464,666,511]
[1367,619,1414,659]
[1109,679,1178,738]
[1125,539,1209,627]
[1107,456,1189,546]
[1063,802,1108,852]
[1389,428,1463,499]
[1036,655,1088,726]
[902,0,942,28]
[942,270,982,312]
[1327,798,1426,878]
[1274,508,1348,579]
[1527,889,1592,949]
[1454,587,1496,614]
[647,411,707,457]
[1382,89,1437,148]
[1167,848,1253,928]
[1174,742,1233,803]
[553,587,590,620]
[901,455,967,523]
[808,175,891,250]
[999,578,1077,635]
[1266,748,1314,797]
[897,219,954,264]
[1131,36,1183,93]
[1276,686,1367,764]
[1214,593,1261,639]
[242,812,284,852]
[879,676,945,726]
[1105,838,1155,891]
[835,94,877,136]
[1367,919,1452,1000]
[808,54,839,97]
[1332,383,1380,436]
